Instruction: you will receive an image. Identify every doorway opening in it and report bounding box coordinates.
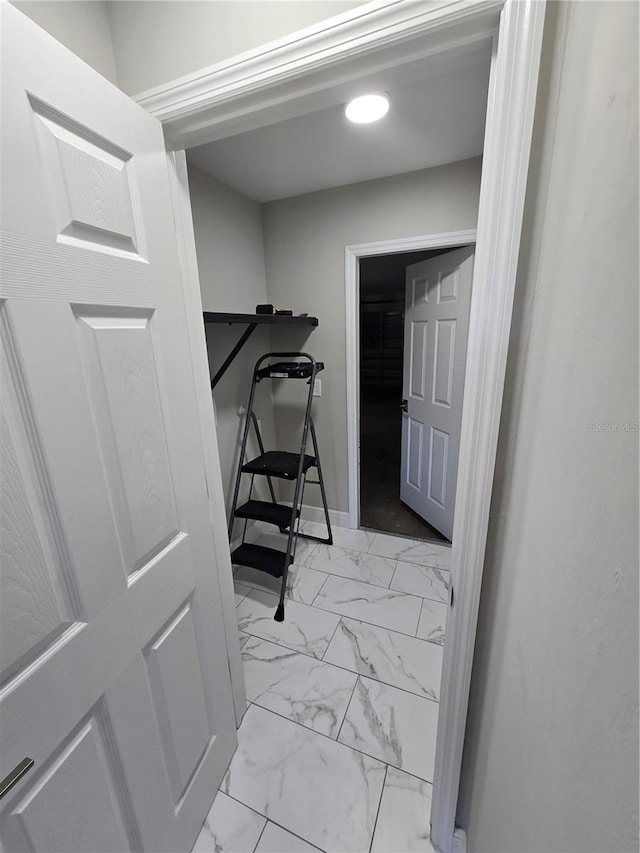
[347,233,477,540]
[359,249,449,541]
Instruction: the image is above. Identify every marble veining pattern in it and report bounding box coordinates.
[303,543,396,588]
[338,677,439,782]
[212,525,449,853]
[368,533,451,570]
[222,704,386,853]
[391,560,450,603]
[371,767,435,852]
[192,791,265,853]
[236,588,340,659]
[416,599,447,645]
[234,563,329,606]
[323,618,443,701]
[241,636,356,737]
[314,575,422,635]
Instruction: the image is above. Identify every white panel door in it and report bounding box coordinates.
[400,246,475,539]
[0,6,236,851]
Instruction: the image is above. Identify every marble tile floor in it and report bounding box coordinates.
[193,525,449,853]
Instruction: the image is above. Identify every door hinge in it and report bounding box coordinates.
[449,584,454,607]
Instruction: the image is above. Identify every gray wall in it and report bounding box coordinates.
[106,1,366,96]
[11,1,118,84]
[458,3,639,850]
[262,158,482,513]
[188,165,277,524]
[10,1,366,96]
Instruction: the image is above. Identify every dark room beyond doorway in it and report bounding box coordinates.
[359,250,452,543]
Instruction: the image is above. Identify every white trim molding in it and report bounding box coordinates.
[431,2,546,850]
[135,0,503,148]
[154,2,546,851]
[300,504,351,530]
[344,230,477,530]
[165,150,247,727]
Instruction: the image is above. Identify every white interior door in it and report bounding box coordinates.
[400,246,475,540]
[0,6,236,851]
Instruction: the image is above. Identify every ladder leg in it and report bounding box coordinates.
[250,411,277,504]
[310,417,333,545]
[228,361,261,540]
[275,362,318,621]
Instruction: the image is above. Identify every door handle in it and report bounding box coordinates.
[0,757,34,799]
[400,399,408,413]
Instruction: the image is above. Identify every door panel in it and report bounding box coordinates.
[409,321,427,399]
[400,247,475,538]
[0,344,76,685]
[3,715,134,853]
[433,319,456,407]
[75,309,180,573]
[29,94,144,260]
[0,6,236,851]
[407,419,424,490]
[145,602,212,804]
[428,427,449,507]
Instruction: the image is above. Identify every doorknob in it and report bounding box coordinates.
[400,399,408,413]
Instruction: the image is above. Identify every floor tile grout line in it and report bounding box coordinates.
[250,813,268,853]
[238,595,443,661]
[311,599,423,639]
[236,627,333,662]
[320,616,343,662]
[221,788,327,853]
[223,721,435,811]
[214,786,268,825]
[336,675,361,743]
[415,596,426,638]
[368,763,389,853]
[304,561,398,593]
[237,569,448,610]
[355,672,440,706]
[246,702,390,764]
[244,681,438,788]
[388,559,400,591]
[336,729,435,788]
[237,549,449,597]
[243,626,442,705]
[309,570,332,607]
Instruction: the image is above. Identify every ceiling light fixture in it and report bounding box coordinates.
[345,93,390,124]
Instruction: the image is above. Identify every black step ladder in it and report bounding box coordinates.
[228,352,333,621]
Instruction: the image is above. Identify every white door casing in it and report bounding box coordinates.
[401,247,474,539]
[0,6,236,852]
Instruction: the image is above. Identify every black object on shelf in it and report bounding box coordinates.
[256,360,324,381]
[203,312,319,389]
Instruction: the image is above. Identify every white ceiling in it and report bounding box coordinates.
[187,45,492,203]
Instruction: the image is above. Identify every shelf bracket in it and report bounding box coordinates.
[210,323,257,389]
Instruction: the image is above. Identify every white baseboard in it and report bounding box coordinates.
[300,504,351,529]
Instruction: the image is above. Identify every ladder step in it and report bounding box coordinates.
[242,451,316,480]
[235,500,299,528]
[231,543,292,578]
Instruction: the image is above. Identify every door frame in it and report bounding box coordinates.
[345,230,477,531]
[142,2,546,850]
[165,150,247,727]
